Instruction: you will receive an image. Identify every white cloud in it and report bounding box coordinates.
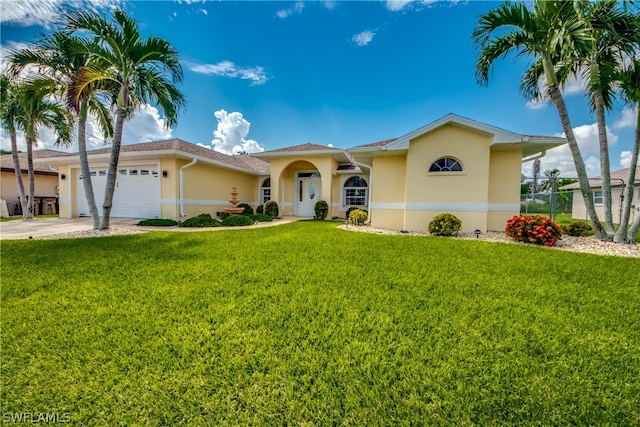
[1,0,123,28]
[276,1,304,19]
[0,104,173,152]
[208,109,264,155]
[324,1,337,10]
[522,122,618,177]
[186,61,269,86]
[198,8,207,16]
[620,151,632,168]
[614,108,638,129]
[386,0,415,11]
[386,0,438,12]
[352,30,375,47]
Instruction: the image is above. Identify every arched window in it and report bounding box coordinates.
[343,176,368,206]
[261,178,271,204]
[429,157,463,172]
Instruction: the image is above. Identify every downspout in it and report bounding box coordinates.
[522,150,547,164]
[353,160,373,224]
[179,158,197,217]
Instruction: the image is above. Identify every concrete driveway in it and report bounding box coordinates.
[0,217,141,240]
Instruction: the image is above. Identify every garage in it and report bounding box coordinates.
[76,165,161,218]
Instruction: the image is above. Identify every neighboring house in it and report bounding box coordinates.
[41,114,566,232]
[0,149,63,216]
[562,167,640,223]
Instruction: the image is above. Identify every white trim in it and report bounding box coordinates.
[58,198,70,204]
[371,202,519,211]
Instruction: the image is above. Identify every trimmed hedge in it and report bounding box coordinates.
[249,214,273,222]
[137,218,178,227]
[428,213,462,236]
[348,209,368,225]
[221,214,255,227]
[238,203,254,215]
[256,204,264,214]
[314,200,329,220]
[179,214,222,228]
[264,200,279,219]
[562,221,592,237]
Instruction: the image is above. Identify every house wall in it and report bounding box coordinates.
[487,150,522,231]
[1,171,58,215]
[403,124,492,232]
[58,164,72,218]
[571,185,640,223]
[369,154,406,230]
[175,158,258,219]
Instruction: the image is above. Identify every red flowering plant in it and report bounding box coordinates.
[505,215,563,247]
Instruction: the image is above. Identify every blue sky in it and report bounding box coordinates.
[1,0,637,177]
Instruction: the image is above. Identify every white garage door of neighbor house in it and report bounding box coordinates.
[76,167,161,218]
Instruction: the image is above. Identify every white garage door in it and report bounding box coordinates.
[77,166,161,218]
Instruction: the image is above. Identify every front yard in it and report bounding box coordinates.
[1,221,639,424]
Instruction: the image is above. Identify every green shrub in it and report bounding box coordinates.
[428,213,462,236]
[218,211,230,220]
[345,207,357,219]
[179,214,222,228]
[562,221,592,237]
[249,214,273,222]
[221,214,255,227]
[506,215,563,246]
[256,204,264,214]
[238,203,254,215]
[314,200,329,220]
[264,200,279,219]
[137,218,178,227]
[348,209,368,225]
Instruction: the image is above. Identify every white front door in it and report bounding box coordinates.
[296,176,321,216]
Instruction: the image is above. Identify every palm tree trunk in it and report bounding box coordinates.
[25,137,35,220]
[9,130,29,219]
[593,81,615,235]
[548,83,609,240]
[99,108,125,230]
[614,105,639,243]
[628,215,640,243]
[78,100,101,229]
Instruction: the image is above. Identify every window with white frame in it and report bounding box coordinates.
[593,190,603,204]
[429,157,463,172]
[343,176,368,206]
[261,178,271,204]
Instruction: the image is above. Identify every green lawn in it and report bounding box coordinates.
[2,221,639,425]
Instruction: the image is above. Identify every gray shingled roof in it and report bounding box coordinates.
[561,167,640,189]
[1,150,66,174]
[261,142,344,153]
[41,139,271,173]
[352,138,398,148]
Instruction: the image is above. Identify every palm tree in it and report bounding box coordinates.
[66,10,186,229]
[572,0,640,236]
[11,30,115,229]
[0,74,29,219]
[614,57,640,243]
[473,0,609,240]
[13,78,72,218]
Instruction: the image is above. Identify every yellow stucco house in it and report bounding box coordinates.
[1,150,62,216]
[42,114,565,232]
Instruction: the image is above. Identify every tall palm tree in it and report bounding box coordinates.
[473,0,609,240]
[66,10,186,229]
[572,0,640,236]
[11,30,115,229]
[614,57,640,243]
[14,78,72,218]
[0,74,29,219]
